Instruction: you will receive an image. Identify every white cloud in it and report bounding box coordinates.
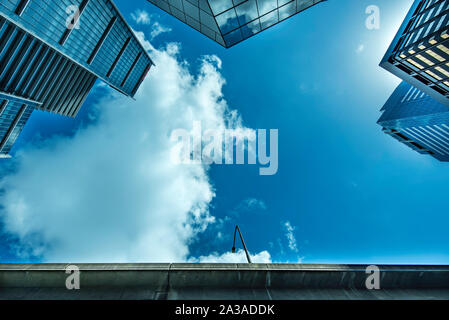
[130,10,171,40]
[151,22,172,40]
[190,249,272,263]
[284,221,298,252]
[0,33,253,263]
[232,198,265,215]
[132,29,155,52]
[242,198,267,211]
[131,9,151,25]
[230,198,267,217]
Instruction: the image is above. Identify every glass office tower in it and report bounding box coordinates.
[0,92,36,158]
[380,0,449,107]
[0,0,154,157]
[0,16,98,118]
[378,81,449,162]
[146,0,324,48]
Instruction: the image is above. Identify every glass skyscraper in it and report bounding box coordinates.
[378,81,449,162]
[0,92,35,158]
[0,0,154,157]
[380,0,449,107]
[146,0,324,48]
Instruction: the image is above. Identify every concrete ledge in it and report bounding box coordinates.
[1,264,449,300]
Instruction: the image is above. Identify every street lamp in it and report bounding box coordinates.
[232,225,252,264]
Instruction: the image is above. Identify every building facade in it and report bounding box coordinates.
[0,0,154,157]
[0,92,37,158]
[146,0,324,48]
[378,81,449,162]
[380,0,449,107]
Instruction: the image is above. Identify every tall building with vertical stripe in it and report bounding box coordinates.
[378,81,449,161]
[0,0,154,157]
[380,0,449,107]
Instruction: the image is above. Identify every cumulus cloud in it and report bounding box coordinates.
[284,221,298,252]
[131,9,151,25]
[0,33,253,262]
[151,22,172,40]
[190,249,272,263]
[130,9,171,40]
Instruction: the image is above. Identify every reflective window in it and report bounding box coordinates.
[148,0,324,47]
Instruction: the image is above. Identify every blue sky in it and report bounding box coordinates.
[1,0,449,264]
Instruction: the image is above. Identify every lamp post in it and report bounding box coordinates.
[232,225,252,264]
